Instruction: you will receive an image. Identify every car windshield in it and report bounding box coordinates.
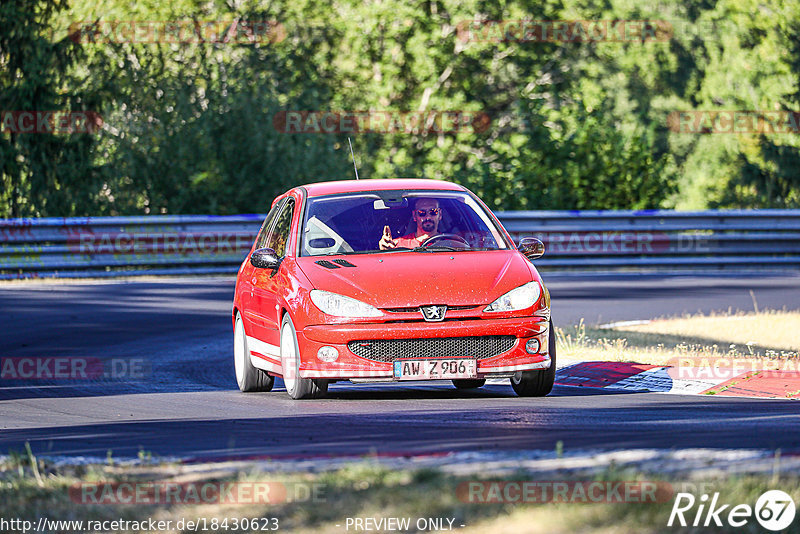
[300,190,510,256]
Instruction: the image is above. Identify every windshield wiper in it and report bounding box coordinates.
[317,251,360,256]
[339,248,415,255]
[411,245,462,252]
[369,248,415,253]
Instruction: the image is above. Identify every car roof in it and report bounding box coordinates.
[300,179,466,198]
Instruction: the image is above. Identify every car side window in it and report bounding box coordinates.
[255,200,285,250]
[264,198,295,257]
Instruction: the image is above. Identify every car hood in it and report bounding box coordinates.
[296,250,536,308]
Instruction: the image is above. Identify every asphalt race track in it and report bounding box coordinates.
[1,274,799,461]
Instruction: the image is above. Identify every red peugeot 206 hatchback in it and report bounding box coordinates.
[232,179,553,399]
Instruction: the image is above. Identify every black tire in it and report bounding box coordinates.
[280,314,328,400]
[234,313,275,392]
[510,320,556,397]
[452,379,486,389]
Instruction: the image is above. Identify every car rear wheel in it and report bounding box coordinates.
[452,379,486,389]
[234,313,275,392]
[510,320,556,397]
[280,314,328,400]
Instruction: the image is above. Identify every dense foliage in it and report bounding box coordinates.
[1,0,798,216]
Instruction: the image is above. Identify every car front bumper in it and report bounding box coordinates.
[295,315,551,379]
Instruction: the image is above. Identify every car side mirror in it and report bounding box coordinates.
[250,247,282,269]
[518,237,545,261]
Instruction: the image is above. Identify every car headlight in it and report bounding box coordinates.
[309,290,382,318]
[484,281,542,312]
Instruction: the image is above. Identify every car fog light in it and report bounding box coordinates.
[525,338,541,354]
[317,346,339,362]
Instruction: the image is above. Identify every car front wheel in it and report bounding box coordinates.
[280,314,328,400]
[234,313,274,392]
[510,320,556,397]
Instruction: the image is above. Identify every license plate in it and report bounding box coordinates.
[393,358,477,380]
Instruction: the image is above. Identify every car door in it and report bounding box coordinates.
[249,197,296,353]
[240,199,285,339]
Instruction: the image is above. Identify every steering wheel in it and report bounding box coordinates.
[420,233,471,249]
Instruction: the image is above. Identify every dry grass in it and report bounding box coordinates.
[557,310,800,365]
[617,310,800,352]
[2,454,798,534]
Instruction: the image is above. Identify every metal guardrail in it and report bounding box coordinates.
[502,209,800,271]
[1,210,799,279]
[0,215,262,280]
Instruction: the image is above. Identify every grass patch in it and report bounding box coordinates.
[2,454,798,533]
[617,309,800,352]
[557,310,800,365]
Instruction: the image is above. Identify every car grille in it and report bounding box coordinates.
[383,305,478,313]
[347,335,516,362]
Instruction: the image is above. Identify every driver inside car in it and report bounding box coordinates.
[378,198,442,250]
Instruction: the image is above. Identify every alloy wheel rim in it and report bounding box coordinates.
[281,323,297,393]
[234,317,245,386]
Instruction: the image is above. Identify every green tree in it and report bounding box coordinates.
[8,0,798,216]
[0,0,104,217]
[69,0,353,214]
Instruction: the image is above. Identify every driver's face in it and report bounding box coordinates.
[413,199,441,235]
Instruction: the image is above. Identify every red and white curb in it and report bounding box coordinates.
[555,361,800,399]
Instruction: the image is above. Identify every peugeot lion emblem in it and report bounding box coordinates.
[420,305,447,322]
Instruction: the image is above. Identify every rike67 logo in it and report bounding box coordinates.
[668,490,796,531]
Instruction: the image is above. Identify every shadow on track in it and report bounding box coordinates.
[3,394,799,461]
